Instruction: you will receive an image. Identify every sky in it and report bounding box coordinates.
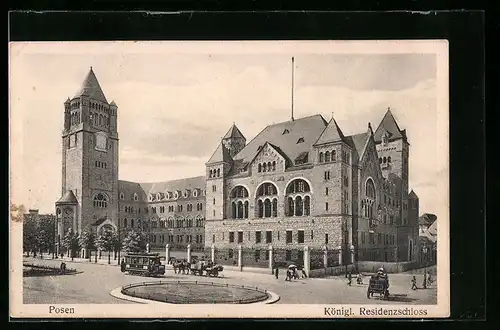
[9,41,448,222]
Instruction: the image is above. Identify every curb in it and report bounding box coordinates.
[109,282,280,305]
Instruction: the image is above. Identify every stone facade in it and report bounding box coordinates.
[205,111,420,265]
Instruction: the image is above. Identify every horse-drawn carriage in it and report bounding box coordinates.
[189,259,224,277]
[367,273,390,299]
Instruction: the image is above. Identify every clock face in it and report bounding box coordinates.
[94,132,108,152]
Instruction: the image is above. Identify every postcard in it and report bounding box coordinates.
[10,40,449,318]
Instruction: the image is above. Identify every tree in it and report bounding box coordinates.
[11,203,26,223]
[121,229,147,253]
[79,230,96,260]
[23,216,37,256]
[96,230,115,264]
[62,228,81,260]
[35,216,55,256]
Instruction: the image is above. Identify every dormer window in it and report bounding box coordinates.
[149,194,155,202]
[282,129,290,135]
[193,189,198,198]
[133,193,138,201]
[173,191,179,199]
[166,192,171,200]
[183,190,190,198]
[383,132,390,146]
[297,137,304,144]
[119,192,124,200]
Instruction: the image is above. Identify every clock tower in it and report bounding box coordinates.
[55,67,119,237]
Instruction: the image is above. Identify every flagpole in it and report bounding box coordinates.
[291,57,295,121]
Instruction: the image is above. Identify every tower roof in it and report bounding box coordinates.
[408,189,419,199]
[374,109,405,142]
[73,67,108,103]
[313,116,346,145]
[223,123,245,140]
[207,141,233,164]
[56,190,78,204]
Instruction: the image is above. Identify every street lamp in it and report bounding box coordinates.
[422,245,428,289]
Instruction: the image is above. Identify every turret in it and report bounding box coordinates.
[110,100,118,135]
[63,97,71,131]
[222,123,246,158]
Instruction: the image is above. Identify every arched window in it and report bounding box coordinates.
[325,151,331,162]
[319,152,324,163]
[379,158,382,164]
[287,197,295,216]
[231,186,249,198]
[230,186,250,219]
[258,164,262,172]
[286,179,312,217]
[262,163,267,172]
[217,168,221,177]
[365,179,376,219]
[286,179,311,194]
[272,161,276,171]
[93,193,108,208]
[209,170,213,178]
[133,193,138,201]
[388,156,392,163]
[332,150,337,161]
[94,113,98,126]
[123,218,128,228]
[295,196,303,216]
[257,200,263,218]
[304,196,311,216]
[383,157,387,163]
[99,114,103,126]
[264,199,272,217]
[267,162,272,171]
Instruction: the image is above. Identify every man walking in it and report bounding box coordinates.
[275,267,279,279]
[411,276,418,290]
[347,271,352,286]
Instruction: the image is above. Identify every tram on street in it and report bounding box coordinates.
[122,252,165,277]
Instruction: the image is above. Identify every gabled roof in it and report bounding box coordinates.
[207,142,233,164]
[344,132,370,164]
[427,220,437,236]
[73,67,108,103]
[56,190,78,204]
[314,117,346,146]
[374,109,405,142]
[138,176,205,194]
[232,114,327,165]
[223,124,246,140]
[408,189,419,199]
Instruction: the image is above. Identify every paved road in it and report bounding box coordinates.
[23,257,437,305]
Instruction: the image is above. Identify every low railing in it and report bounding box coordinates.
[121,280,270,304]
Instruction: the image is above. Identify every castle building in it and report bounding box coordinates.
[54,68,419,266]
[54,68,206,254]
[205,111,420,266]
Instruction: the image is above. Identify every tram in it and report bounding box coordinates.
[122,252,165,277]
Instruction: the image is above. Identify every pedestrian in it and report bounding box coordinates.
[120,258,126,272]
[301,267,307,279]
[285,269,290,281]
[411,275,418,290]
[347,271,352,286]
[275,267,279,279]
[356,272,363,285]
[428,273,434,286]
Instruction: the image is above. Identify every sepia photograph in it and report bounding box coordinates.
[9,40,449,318]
